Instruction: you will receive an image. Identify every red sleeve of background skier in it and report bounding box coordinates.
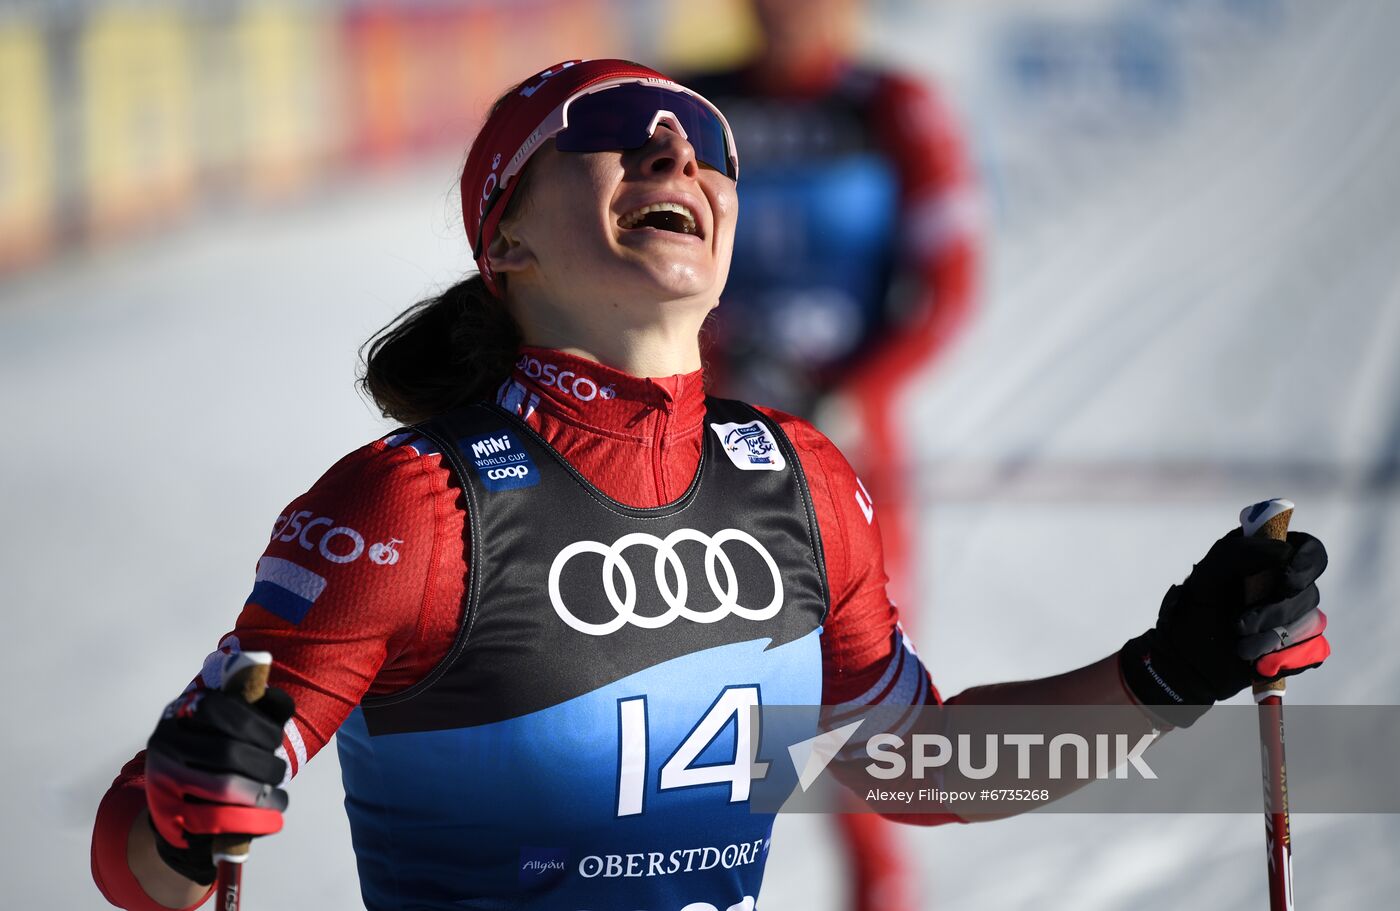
[846,73,981,399]
[91,435,464,910]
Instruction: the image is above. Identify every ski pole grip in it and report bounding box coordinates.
[211,652,273,863]
[226,661,271,705]
[1240,499,1294,696]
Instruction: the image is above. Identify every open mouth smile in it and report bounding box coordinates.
[617,202,701,238]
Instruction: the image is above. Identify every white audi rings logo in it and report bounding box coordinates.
[487,466,530,480]
[547,528,784,636]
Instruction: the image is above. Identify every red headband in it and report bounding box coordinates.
[460,59,678,295]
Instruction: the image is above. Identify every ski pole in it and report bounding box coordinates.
[1239,498,1295,911]
[212,651,274,911]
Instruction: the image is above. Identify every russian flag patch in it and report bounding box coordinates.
[245,557,327,625]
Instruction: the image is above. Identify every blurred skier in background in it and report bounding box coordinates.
[684,1,981,907]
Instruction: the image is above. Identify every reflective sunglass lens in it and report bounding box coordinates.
[556,86,734,179]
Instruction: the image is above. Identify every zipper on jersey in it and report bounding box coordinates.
[650,389,673,503]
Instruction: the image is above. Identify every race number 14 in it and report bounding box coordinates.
[616,686,767,817]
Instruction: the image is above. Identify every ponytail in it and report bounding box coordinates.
[359,274,521,425]
[361,80,546,424]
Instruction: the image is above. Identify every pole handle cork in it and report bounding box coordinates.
[1239,499,1294,696]
[211,651,273,865]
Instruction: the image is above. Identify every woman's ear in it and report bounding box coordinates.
[487,222,534,278]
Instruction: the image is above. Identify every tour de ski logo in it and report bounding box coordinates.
[463,430,540,492]
[710,421,787,472]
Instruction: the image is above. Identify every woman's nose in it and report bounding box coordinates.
[636,122,700,179]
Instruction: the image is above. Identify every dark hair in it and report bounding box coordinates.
[359,88,530,425]
[358,275,521,425]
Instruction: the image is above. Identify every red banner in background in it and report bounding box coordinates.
[343,6,407,164]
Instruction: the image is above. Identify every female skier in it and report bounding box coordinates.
[92,59,1329,911]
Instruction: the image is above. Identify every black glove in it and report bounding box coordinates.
[144,684,294,884]
[1120,528,1330,727]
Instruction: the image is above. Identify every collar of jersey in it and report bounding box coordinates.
[500,346,708,439]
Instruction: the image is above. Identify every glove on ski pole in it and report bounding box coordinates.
[144,651,292,885]
[1118,519,1329,728]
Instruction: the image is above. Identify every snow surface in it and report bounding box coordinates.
[3,1,1397,908]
